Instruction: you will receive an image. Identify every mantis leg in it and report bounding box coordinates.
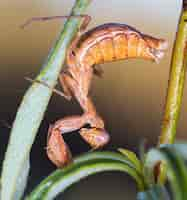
[21,14,91,31]
[59,70,105,127]
[47,114,89,167]
[25,77,71,100]
[58,72,74,101]
[59,71,88,113]
[47,125,72,168]
[79,127,110,149]
[47,112,109,167]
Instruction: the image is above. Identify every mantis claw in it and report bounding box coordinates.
[79,127,110,149]
[47,125,72,168]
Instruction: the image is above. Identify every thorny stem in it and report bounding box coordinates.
[0,1,91,200]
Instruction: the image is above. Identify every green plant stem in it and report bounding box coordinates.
[26,151,145,199]
[159,11,187,145]
[157,8,187,186]
[0,1,91,200]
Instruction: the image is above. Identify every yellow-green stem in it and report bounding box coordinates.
[157,7,187,185]
[159,11,187,145]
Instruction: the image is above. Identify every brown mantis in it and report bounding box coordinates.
[23,15,168,167]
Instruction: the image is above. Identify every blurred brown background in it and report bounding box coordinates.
[0,0,184,199]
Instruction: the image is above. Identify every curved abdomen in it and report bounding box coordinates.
[74,23,168,66]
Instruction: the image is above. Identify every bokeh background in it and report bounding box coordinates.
[0,0,184,199]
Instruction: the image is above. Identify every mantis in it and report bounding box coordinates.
[22,15,168,167]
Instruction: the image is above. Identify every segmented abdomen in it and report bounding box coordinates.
[73,23,167,66]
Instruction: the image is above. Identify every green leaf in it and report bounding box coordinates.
[0,1,91,200]
[26,151,145,200]
[118,148,142,174]
[145,145,187,200]
[14,159,30,200]
[165,142,187,160]
[137,185,170,200]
